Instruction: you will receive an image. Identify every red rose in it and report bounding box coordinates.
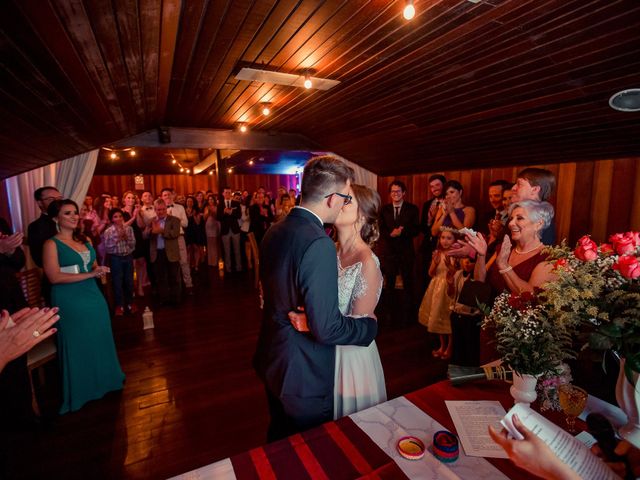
[614,255,640,279]
[599,243,614,255]
[624,231,640,248]
[554,258,569,269]
[574,235,598,261]
[613,234,635,256]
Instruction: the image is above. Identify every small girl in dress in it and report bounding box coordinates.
[418,230,458,359]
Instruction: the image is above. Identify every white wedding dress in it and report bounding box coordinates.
[334,252,387,419]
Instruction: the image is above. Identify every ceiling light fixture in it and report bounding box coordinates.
[172,159,177,164]
[110,152,118,160]
[248,160,254,166]
[235,67,340,91]
[304,74,312,90]
[180,167,184,172]
[185,169,190,174]
[129,149,136,157]
[209,170,213,175]
[403,0,415,20]
[227,168,233,174]
[238,123,248,133]
[609,88,640,112]
[261,103,272,116]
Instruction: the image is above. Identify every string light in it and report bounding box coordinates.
[248,160,254,166]
[209,171,213,175]
[403,0,415,20]
[227,168,233,174]
[110,152,117,160]
[129,149,137,157]
[185,169,190,174]
[172,159,177,164]
[180,167,184,172]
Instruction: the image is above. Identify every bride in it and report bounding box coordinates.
[289,184,387,419]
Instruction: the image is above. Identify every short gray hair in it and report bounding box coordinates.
[509,200,554,236]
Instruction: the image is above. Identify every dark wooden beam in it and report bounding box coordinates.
[111,127,321,151]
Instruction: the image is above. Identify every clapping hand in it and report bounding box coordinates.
[92,265,110,278]
[288,307,309,332]
[496,236,512,270]
[0,307,60,371]
[465,232,488,257]
[0,232,24,255]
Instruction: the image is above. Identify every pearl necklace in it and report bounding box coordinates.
[514,243,543,255]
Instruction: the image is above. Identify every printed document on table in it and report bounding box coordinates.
[502,403,619,480]
[445,400,509,458]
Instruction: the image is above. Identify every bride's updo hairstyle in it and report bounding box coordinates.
[351,184,381,246]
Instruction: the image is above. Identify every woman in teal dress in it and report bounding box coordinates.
[43,199,124,414]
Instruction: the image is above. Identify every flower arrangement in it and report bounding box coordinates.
[544,232,640,380]
[481,290,575,377]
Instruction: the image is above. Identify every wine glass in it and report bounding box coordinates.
[558,384,588,433]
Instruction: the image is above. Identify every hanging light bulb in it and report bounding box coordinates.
[227,168,233,174]
[304,74,312,89]
[208,170,213,175]
[248,160,254,166]
[186,169,190,174]
[179,167,184,172]
[110,152,117,160]
[403,0,415,20]
[261,103,271,116]
[129,149,136,157]
[172,159,177,164]
[238,123,248,133]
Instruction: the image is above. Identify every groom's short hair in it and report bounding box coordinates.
[301,156,355,204]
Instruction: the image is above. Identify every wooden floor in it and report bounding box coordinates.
[5,268,447,480]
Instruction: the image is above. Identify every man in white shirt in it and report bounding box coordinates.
[161,188,193,292]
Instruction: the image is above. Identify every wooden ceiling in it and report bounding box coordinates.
[1,0,639,179]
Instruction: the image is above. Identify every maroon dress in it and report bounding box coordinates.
[480,249,548,364]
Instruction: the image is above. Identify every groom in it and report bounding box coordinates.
[254,156,378,441]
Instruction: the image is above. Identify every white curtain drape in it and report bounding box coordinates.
[4,149,98,233]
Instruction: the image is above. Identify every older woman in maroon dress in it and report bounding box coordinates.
[465,200,557,363]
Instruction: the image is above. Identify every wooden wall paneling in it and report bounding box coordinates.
[568,161,595,245]
[555,163,576,243]
[590,160,614,243]
[606,158,637,236]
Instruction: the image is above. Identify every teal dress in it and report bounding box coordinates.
[51,238,125,414]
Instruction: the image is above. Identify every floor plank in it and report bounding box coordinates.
[4,268,446,480]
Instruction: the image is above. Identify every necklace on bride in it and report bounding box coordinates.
[515,243,543,255]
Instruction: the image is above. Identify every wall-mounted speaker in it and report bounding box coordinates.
[158,126,171,144]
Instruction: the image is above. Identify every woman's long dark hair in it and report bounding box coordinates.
[48,199,88,243]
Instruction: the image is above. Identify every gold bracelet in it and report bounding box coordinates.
[499,266,513,274]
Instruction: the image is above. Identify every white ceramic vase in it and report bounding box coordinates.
[510,372,539,407]
[616,358,640,449]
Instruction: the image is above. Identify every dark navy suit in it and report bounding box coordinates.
[253,207,377,440]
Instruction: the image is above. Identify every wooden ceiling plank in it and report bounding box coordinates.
[4,0,120,136]
[156,0,182,122]
[113,0,148,128]
[138,0,162,124]
[187,0,280,125]
[195,0,317,125]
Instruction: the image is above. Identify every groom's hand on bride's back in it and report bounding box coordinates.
[288,307,309,332]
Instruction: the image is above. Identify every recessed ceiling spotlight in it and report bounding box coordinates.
[304,74,312,90]
[609,88,640,112]
[129,149,136,157]
[403,0,415,20]
[261,103,272,116]
[238,123,248,133]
